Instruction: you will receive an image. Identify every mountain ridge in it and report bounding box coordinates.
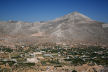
[0,12,108,47]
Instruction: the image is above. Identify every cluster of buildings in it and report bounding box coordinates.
[0,44,108,72]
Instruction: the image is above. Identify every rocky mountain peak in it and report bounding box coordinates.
[61,11,92,21]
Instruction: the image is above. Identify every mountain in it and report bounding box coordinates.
[0,12,108,46]
[39,12,107,43]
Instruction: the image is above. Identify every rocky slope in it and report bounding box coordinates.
[0,12,108,46]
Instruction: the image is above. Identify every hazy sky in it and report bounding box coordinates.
[0,0,108,22]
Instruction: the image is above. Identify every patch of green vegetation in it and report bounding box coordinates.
[18,63,35,67]
[0,46,13,53]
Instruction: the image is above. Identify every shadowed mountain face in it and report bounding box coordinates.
[0,12,108,46]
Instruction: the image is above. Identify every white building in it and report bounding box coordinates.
[27,57,38,63]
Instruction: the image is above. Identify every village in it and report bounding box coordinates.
[0,44,108,72]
